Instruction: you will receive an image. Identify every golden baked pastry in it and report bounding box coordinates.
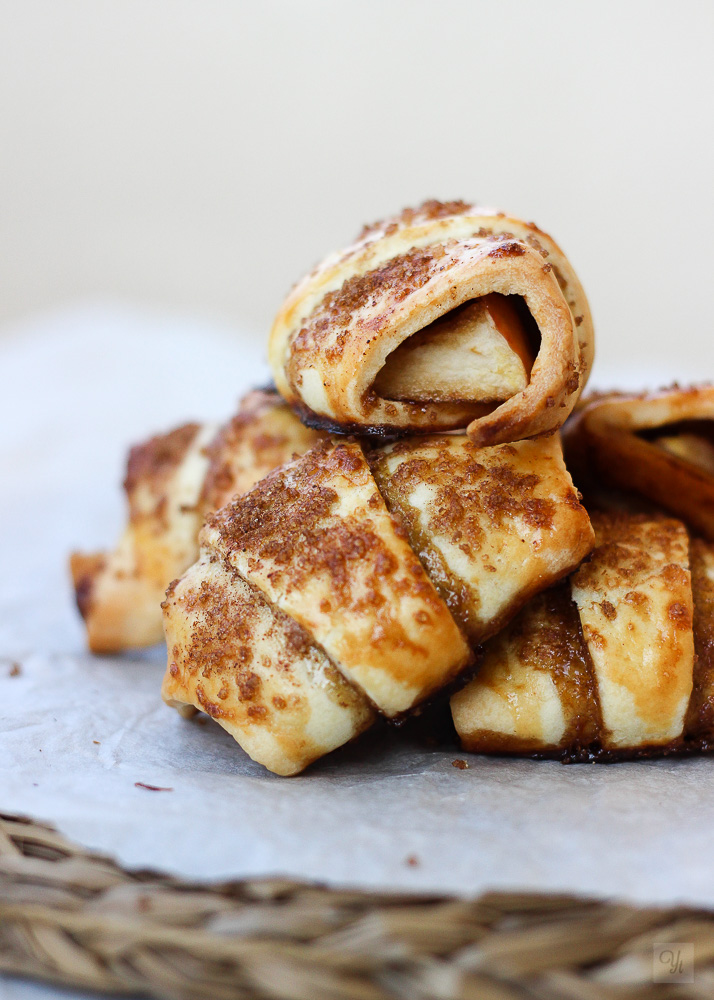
[269,200,593,446]
[564,385,714,540]
[369,433,595,645]
[451,511,714,760]
[162,554,375,776]
[163,432,593,773]
[70,389,324,653]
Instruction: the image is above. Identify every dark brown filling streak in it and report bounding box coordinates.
[289,399,488,440]
[469,544,714,764]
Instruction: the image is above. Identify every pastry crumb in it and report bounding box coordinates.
[452,758,469,770]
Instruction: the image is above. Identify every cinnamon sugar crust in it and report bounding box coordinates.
[71,389,323,653]
[452,512,708,762]
[370,434,594,643]
[572,513,694,749]
[162,553,374,776]
[124,423,201,521]
[269,200,594,444]
[200,389,325,514]
[204,437,472,717]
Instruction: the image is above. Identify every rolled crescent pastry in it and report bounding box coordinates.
[269,199,593,446]
[162,432,593,773]
[70,389,324,653]
[564,385,714,540]
[162,555,376,776]
[451,512,714,760]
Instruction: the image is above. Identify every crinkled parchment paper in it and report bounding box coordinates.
[2,305,714,912]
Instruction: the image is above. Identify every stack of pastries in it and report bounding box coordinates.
[72,200,714,774]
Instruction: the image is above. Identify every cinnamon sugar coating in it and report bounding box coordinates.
[200,389,324,514]
[269,200,593,445]
[124,423,202,522]
[162,553,374,776]
[453,512,712,761]
[204,437,472,717]
[163,428,598,772]
[370,434,593,643]
[563,384,714,541]
[70,389,322,653]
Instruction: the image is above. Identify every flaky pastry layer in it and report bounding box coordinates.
[564,385,714,540]
[269,200,593,445]
[452,512,711,759]
[162,553,374,775]
[71,389,325,652]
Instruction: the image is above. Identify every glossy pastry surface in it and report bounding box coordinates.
[202,437,472,717]
[564,385,714,541]
[162,552,375,776]
[452,512,710,760]
[370,433,594,643]
[269,200,593,445]
[162,430,593,771]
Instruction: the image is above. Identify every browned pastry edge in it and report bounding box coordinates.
[71,390,326,653]
[563,385,714,541]
[270,200,593,446]
[288,399,493,439]
[70,552,106,622]
[481,740,714,764]
[455,511,714,764]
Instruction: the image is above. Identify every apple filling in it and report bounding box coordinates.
[373,294,537,404]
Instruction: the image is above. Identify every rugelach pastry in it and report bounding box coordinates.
[452,511,714,760]
[70,389,324,652]
[564,385,714,540]
[162,432,594,774]
[269,200,594,446]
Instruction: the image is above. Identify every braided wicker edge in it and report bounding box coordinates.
[0,812,711,1000]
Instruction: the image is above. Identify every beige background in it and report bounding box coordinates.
[1,0,713,384]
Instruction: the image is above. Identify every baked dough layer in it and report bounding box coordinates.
[571,514,693,748]
[370,434,594,643]
[70,422,215,653]
[162,552,374,776]
[453,512,704,759]
[202,437,472,717]
[451,584,600,754]
[71,389,324,652]
[564,385,714,540]
[162,430,594,772]
[269,200,593,445]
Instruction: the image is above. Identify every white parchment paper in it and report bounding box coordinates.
[2,304,713,912]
